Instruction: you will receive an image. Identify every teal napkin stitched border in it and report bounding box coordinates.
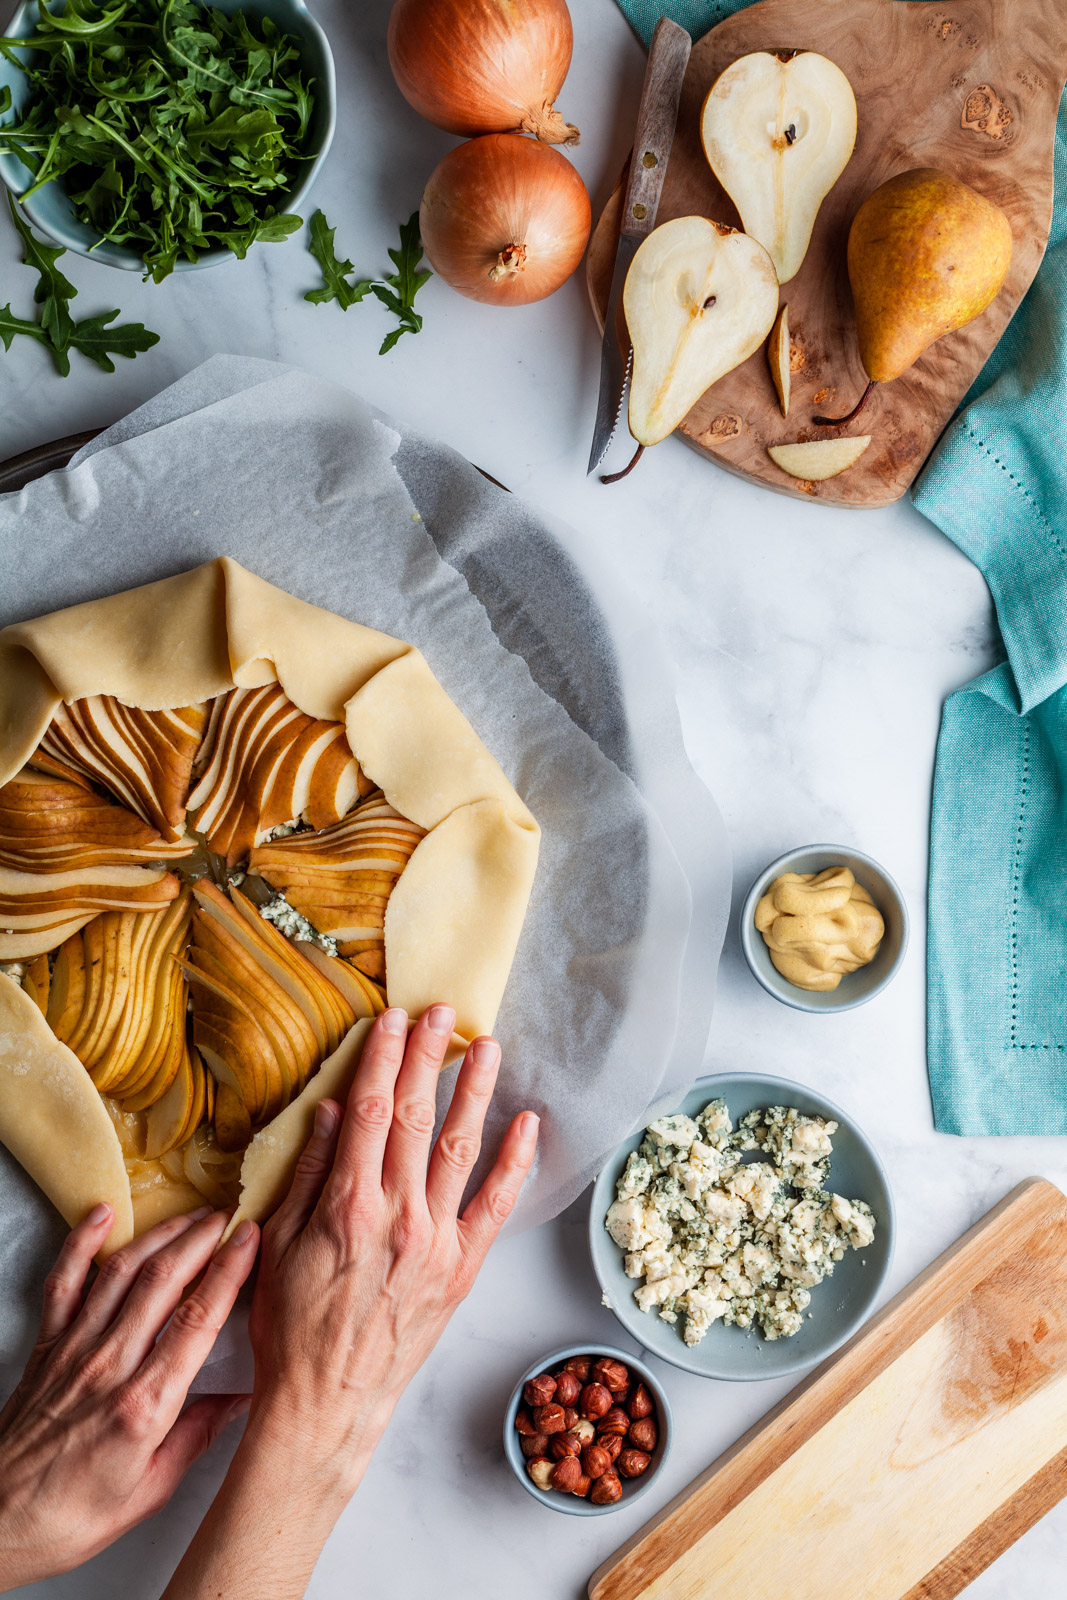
[612,1,1067,1133]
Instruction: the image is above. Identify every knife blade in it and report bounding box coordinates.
[587,17,692,476]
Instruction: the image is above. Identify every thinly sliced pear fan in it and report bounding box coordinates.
[0,769,192,870]
[700,51,857,284]
[0,858,181,960]
[297,942,382,1020]
[186,882,358,1139]
[214,1082,253,1154]
[32,698,207,843]
[145,1045,207,1159]
[50,894,193,1109]
[250,792,426,968]
[187,686,369,868]
[20,953,50,1015]
[624,217,780,448]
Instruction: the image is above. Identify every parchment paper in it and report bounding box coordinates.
[0,356,729,1381]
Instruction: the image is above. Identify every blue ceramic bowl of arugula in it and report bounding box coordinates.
[0,0,335,273]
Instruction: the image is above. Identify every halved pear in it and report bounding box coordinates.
[767,435,872,479]
[625,217,780,448]
[768,304,791,416]
[701,51,857,284]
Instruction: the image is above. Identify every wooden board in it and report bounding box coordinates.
[589,1179,1067,1600]
[587,0,1067,507]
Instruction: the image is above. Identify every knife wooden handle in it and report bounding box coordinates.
[619,17,692,242]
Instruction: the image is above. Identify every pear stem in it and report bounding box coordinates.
[813,379,877,428]
[601,443,645,484]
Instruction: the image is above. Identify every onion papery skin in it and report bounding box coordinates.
[388,0,579,145]
[419,133,591,306]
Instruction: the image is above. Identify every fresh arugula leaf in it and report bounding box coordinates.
[2,194,159,375]
[0,303,52,352]
[68,308,160,371]
[304,210,430,353]
[386,213,433,314]
[0,0,311,280]
[7,190,77,351]
[304,209,371,310]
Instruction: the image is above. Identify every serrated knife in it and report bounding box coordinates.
[587,17,692,476]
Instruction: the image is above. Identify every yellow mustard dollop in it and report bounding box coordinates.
[754,866,884,992]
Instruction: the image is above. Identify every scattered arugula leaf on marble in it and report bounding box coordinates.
[2,192,159,375]
[304,209,431,354]
[305,210,371,311]
[0,0,311,283]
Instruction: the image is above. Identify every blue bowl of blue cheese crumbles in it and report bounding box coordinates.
[588,1072,894,1380]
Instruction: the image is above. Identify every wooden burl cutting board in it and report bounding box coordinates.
[590,1179,1067,1600]
[587,0,1067,507]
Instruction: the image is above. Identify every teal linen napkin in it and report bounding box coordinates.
[613,1,1067,1132]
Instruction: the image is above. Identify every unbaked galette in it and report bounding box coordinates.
[0,559,539,1253]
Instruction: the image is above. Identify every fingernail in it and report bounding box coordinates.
[519,1111,540,1141]
[314,1100,339,1138]
[188,1205,212,1222]
[87,1201,111,1226]
[472,1036,500,1068]
[231,1219,255,1247]
[427,1004,455,1036]
[227,1395,252,1423]
[381,1007,407,1036]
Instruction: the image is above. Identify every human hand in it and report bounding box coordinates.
[0,1205,258,1592]
[163,1006,538,1600]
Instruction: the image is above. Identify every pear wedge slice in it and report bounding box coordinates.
[767,435,872,480]
[701,50,857,284]
[625,217,779,448]
[768,304,790,416]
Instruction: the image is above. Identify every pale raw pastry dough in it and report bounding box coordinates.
[0,980,134,1255]
[0,560,539,1250]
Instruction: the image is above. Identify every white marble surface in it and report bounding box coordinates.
[3,1,1067,1596]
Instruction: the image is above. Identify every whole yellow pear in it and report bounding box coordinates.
[848,168,1013,383]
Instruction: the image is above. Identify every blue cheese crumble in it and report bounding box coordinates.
[605,1101,875,1344]
[258,893,338,956]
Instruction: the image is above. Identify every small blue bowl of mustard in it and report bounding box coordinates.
[740,842,909,1014]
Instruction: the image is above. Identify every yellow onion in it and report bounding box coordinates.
[388,0,579,145]
[419,134,590,306]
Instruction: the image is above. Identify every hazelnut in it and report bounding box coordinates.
[514,1408,538,1436]
[590,1470,622,1505]
[617,1448,651,1479]
[573,1419,596,1445]
[520,1433,550,1459]
[592,1358,630,1393]
[527,1457,554,1490]
[572,1473,592,1498]
[628,1417,658,1452]
[533,1404,566,1435]
[601,1433,623,1462]
[553,1370,582,1407]
[627,1383,654,1421]
[579,1383,612,1420]
[563,1355,592,1382]
[581,1443,612,1480]
[597,1407,630,1437]
[524,1373,557,1408]
[549,1431,582,1461]
[563,1407,580,1431]
[551,1455,582,1493]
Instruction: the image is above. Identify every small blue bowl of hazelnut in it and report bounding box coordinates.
[503,1344,672,1515]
